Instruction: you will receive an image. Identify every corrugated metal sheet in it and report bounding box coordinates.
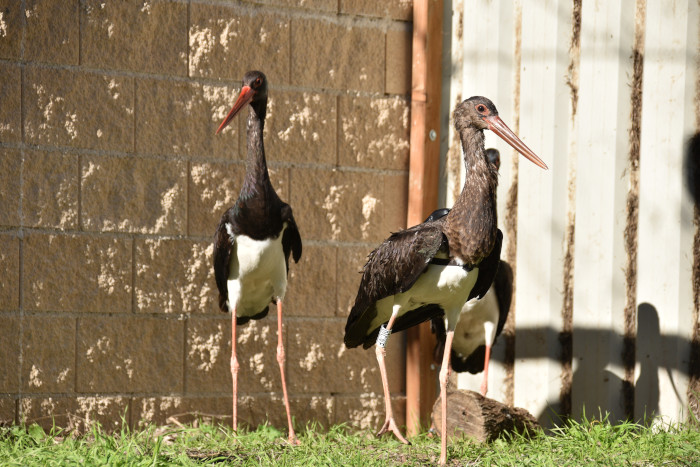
[442,0,699,427]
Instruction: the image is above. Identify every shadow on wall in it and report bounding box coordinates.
[684,132,700,207]
[502,302,695,428]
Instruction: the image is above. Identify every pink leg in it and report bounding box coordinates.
[231,310,239,432]
[480,344,492,396]
[276,300,299,445]
[375,313,409,444]
[439,330,455,466]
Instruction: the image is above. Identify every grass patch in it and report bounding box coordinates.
[1,415,699,466]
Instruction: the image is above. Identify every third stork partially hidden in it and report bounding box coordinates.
[213,71,302,444]
[430,148,514,397]
[343,97,547,464]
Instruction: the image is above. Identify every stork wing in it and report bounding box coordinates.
[344,221,446,348]
[280,203,302,269]
[213,209,236,312]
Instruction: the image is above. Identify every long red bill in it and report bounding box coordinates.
[484,115,548,170]
[216,85,255,134]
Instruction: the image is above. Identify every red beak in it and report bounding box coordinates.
[216,85,255,134]
[484,115,548,170]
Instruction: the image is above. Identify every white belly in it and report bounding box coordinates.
[226,226,288,317]
[369,263,479,331]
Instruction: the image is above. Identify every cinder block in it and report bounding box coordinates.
[81,154,186,234]
[335,245,373,318]
[135,238,214,314]
[236,318,284,394]
[0,316,20,391]
[23,67,134,152]
[0,397,16,425]
[287,319,404,394]
[381,173,408,233]
[81,0,187,75]
[338,95,410,170]
[340,0,412,20]
[0,236,19,311]
[20,396,129,433]
[264,90,337,165]
[24,0,79,65]
[0,150,21,227]
[334,395,406,430]
[189,3,290,84]
[0,1,22,59]
[385,28,412,95]
[132,396,230,428]
[0,64,21,143]
[22,149,79,229]
[285,245,336,318]
[76,316,183,393]
[242,394,333,431]
[185,318,231,393]
[23,233,132,313]
[136,78,241,159]
[291,19,384,93]
[290,168,388,243]
[188,162,288,237]
[22,315,75,393]
[249,0,336,12]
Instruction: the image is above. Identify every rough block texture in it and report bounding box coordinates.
[20,396,129,433]
[0,1,22,59]
[81,155,187,234]
[0,63,21,143]
[23,67,134,151]
[189,4,290,85]
[0,316,20,391]
[136,78,240,158]
[24,0,79,65]
[22,149,79,229]
[1,1,412,431]
[76,316,183,393]
[287,319,404,394]
[23,233,132,313]
[135,238,214,314]
[22,315,76,393]
[292,19,384,92]
[0,149,21,226]
[82,0,187,75]
[339,95,410,170]
[0,236,19,310]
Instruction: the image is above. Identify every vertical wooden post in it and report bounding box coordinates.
[406,0,443,436]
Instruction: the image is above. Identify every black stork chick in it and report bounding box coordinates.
[213,71,302,444]
[430,148,513,397]
[343,97,546,465]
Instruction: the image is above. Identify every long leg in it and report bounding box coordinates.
[231,310,239,432]
[375,307,409,444]
[276,300,299,445]
[439,330,455,465]
[480,344,492,396]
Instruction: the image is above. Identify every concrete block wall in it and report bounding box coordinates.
[0,0,412,432]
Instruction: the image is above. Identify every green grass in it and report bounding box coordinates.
[1,416,699,466]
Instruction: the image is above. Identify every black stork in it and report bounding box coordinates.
[213,70,302,444]
[343,97,546,464]
[430,148,514,397]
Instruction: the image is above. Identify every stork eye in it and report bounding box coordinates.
[254,77,262,87]
[476,104,486,113]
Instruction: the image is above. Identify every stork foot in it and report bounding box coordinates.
[287,434,301,446]
[376,417,410,445]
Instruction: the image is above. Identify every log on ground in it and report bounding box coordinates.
[431,389,540,442]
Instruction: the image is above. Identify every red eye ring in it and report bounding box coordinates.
[477,104,486,113]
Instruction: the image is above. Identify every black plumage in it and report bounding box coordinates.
[342,96,546,464]
[212,70,301,444]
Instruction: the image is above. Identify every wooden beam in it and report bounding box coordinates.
[406,0,443,436]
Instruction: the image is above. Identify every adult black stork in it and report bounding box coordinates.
[343,97,546,464]
[430,148,514,397]
[213,70,302,444]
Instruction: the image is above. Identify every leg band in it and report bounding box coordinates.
[376,324,392,348]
